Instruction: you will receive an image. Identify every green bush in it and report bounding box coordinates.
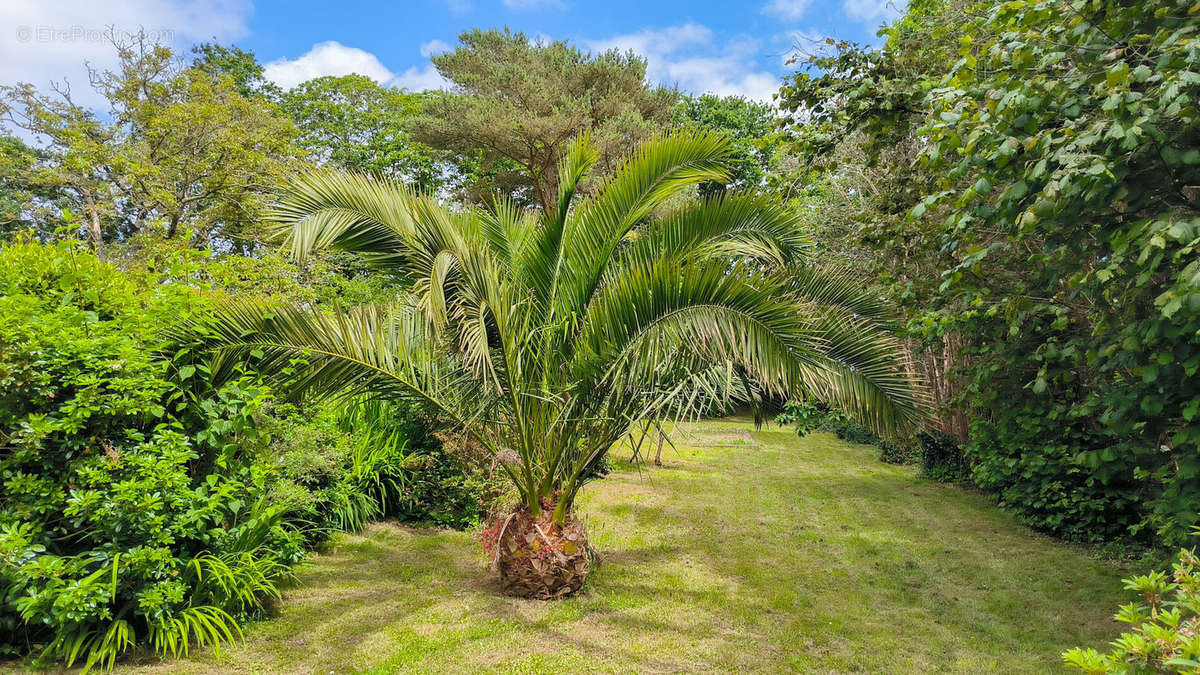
[917,433,968,483]
[778,400,967,481]
[0,239,492,670]
[0,239,285,667]
[878,440,919,466]
[961,327,1147,544]
[274,401,498,531]
[777,0,1200,548]
[911,0,1200,546]
[1063,534,1200,673]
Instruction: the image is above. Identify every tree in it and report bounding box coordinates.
[673,94,780,196]
[279,75,443,191]
[0,135,65,241]
[190,42,278,99]
[1,36,301,252]
[408,28,677,212]
[777,0,1200,545]
[186,131,924,598]
[913,0,1200,545]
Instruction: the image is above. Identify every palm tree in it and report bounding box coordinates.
[189,132,923,598]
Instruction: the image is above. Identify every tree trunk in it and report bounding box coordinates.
[83,193,105,259]
[492,504,590,599]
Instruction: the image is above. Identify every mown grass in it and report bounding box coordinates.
[123,418,1131,673]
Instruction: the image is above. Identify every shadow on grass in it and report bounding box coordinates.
[120,422,1131,674]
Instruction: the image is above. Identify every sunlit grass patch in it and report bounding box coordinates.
[121,418,1129,674]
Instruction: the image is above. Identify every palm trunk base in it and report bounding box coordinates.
[494,508,590,599]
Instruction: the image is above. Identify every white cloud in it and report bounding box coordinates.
[392,64,449,92]
[0,0,251,112]
[264,40,451,92]
[761,0,813,22]
[585,24,779,102]
[844,0,904,23]
[263,41,395,90]
[587,23,712,61]
[419,39,451,58]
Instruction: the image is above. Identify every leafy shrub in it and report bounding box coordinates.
[777,0,1200,548]
[917,432,968,483]
[910,0,1200,546]
[962,334,1147,544]
[828,417,881,446]
[1063,534,1200,673]
[776,398,836,437]
[777,399,871,442]
[0,239,288,667]
[0,239,491,670]
[274,401,500,531]
[878,440,919,465]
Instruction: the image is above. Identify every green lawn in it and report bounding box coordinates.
[125,419,1129,673]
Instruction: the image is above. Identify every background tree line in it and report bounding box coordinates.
[0,29,780,253]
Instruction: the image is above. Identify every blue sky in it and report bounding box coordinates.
[2,0,902,111]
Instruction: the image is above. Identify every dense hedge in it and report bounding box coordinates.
[0,239,498,669]
[776,400,969,482]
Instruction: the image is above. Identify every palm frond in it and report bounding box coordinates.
[187,301,499,446]
[785,265,897,328]
[619,192,813,269]
[552,131,735,319]
[519,134,598,306]
[269,169,418,266]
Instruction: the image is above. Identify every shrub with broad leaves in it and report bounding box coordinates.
[1064,534,1200,674]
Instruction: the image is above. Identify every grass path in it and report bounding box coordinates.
[128,419,1129,673]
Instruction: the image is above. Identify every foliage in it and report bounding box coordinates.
[279,76,443,191]
[0,238,488,669]
[777,0,1200,546]
[672,94,780,196]
[0,237,278,667]
[0,135,63,241]
[1064,535,1200,674]
[917,0,1200,544]
[190,42,277,99]
[778,399,967,480]
[916,432,969,483]
[408,28,677,211]
[777,398,879,445]
[0,36,302,251]
[186,131,924,532]
[776,398,840,437]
